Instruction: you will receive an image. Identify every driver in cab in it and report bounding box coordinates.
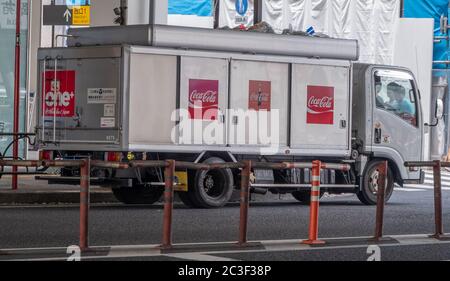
[386,82,414,115]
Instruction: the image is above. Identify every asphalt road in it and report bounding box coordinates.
[1,186,450,261]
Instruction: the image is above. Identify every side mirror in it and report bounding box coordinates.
[426,99,445,127]
[435,99,444,120]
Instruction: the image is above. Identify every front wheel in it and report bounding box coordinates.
[357,160,394,205]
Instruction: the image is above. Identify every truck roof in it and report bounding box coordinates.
[67,24,359,61]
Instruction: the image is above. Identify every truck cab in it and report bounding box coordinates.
[352,63,424,204]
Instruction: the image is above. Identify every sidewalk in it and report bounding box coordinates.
[0,176,117,205]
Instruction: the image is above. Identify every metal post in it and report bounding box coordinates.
[432,160,444,238]
[239,160,252,246]
[148,0,154,25]
[79,159,90,251]
[213,0,220,29]
[254,0,263,25]
[51,0,55,47]
[303,160,325,245]
[374,161,387,241]
[12,0,22,190]
[162,160,175,248]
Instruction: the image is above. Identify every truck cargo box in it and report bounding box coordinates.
[36,45,352,157]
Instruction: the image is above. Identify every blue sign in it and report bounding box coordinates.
[66,0,90,5]
[235,0,249,16]
[306,26,315,36]
[168,0,212,17]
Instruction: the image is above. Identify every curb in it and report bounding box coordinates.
[0,189,293,205]
[0,190,118,205]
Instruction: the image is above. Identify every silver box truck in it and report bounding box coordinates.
[35,25,425,207]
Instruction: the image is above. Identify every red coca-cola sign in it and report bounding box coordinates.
[249,80,271,111]
[307,85,334,125]
[189,79,219,120]
[42,70,76,118]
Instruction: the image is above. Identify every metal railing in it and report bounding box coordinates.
[404,160,450,238]
[3,159,445,251]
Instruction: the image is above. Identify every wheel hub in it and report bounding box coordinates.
[204,175,215,193]
[369,169,380,194]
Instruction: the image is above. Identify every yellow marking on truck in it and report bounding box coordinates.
[174,171,188,192]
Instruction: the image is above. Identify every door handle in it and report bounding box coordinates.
[374,128,382,144]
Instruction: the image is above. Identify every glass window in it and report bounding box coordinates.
[0,0,28,158]
[374,70,418,127]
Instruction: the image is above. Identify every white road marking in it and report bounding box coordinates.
[164,253,240,261]
[3,234,450,261]
[403,184,450,191]
[395,187,427,192]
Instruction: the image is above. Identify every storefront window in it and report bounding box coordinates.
[0,0,28,158]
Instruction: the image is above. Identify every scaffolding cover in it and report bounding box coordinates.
[261,0,400,65]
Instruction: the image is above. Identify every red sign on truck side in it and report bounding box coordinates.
[42,70,76,117]
[188,79,219,120]
[249,80,271,111]
[307,85,335,125]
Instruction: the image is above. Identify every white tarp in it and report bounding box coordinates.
[219,0,255,28]
[262,0,400,65]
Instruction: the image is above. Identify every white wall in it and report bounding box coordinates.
[126,0,167,25]
[393,18,434,160]
[168,15,214,28]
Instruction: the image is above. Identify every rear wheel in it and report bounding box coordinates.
[182,157,234,208]
[357,160,394,205]
[112,185,164,205]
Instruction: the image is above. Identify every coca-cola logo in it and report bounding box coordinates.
[307,86,335,125]
[188,79,219,120]
[307,96,334,112]
[189,90,218,104]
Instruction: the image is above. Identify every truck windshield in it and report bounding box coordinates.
[374,70,418,127]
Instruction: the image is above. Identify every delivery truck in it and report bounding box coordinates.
[35,24,425,208]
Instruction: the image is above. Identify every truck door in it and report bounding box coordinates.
[371,69,423,179]
[178,57,228,146]
[38,53,121,148]
[290,64,351,155]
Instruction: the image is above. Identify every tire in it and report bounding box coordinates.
[357,160,394,205]
[178,192,196,208]
[183,157,234,208]
[112,185,163,205]
[292,191,323,204]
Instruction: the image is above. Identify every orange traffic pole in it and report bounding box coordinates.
[303,160,325,245]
